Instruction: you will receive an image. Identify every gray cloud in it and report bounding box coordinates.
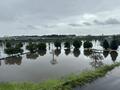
[94,18,120,25]
[105,18,120,24]
[83,22,92,26]
[68,23,81,27]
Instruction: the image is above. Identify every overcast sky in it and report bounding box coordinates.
[0,0,120,36]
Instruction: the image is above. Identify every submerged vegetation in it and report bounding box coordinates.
[0,63,120,90]
[4,42,23,55]
[102,39,119,50]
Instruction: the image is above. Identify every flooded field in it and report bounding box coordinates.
[0,41,119,82]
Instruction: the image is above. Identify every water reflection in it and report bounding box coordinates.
[73,49,81,57]
[54,49,61,56]
[0,43,3,47]
[64,49,71,56]
[89,52,104,68]
[50,50,58,65]
[5,56,22,65]
[110,51,118,62]
[38,50,47,56]
[26,53,39,59]
[84,50,93,57]
[48,43,50,50]
[103,51,110,58]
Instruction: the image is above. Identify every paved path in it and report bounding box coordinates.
[74,67,120,90]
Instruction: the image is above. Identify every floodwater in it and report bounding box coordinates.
[0,41,119,82]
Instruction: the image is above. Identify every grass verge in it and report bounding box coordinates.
[0,63,120,90]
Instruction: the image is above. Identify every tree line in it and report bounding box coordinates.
[4,38,119,56]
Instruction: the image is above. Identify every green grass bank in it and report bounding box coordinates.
[0,63,120,90]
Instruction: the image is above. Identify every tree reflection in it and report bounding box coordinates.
[84,50,93,57]
[0,42,3,47]
[0,60,1,66]
[110,51,118,62]
[64,49,71,56]
[38,49,47,56]
[26,53,39,59]
[5,56,22,65]
[90,52,103,68]
[50,58,58,65]
[55,49,61,56]
[103,51,109,58]
[50,50,58,65]
[73,49,80,57]
[48,43,50,50]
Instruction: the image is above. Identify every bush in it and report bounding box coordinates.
[83,41,93,49]
[73,40,82,49]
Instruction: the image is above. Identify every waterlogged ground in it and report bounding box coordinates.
[74,66,120,90]
[0,41,119,82]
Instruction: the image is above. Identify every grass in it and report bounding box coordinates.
[0,63,120,90]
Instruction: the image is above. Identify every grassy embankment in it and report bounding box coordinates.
[0,62,120,90]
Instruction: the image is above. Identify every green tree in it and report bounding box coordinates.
[83,41,93,49]
[110,40,118,50]
[4,42,24,55]
[26,42,37,53]
[37,43,46,50]
[16,42,23,48]
[64,42,70,49]
[73,40,82,49]
[103,40,109,50]
[54,41,61,49]
[5,41,12,48]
